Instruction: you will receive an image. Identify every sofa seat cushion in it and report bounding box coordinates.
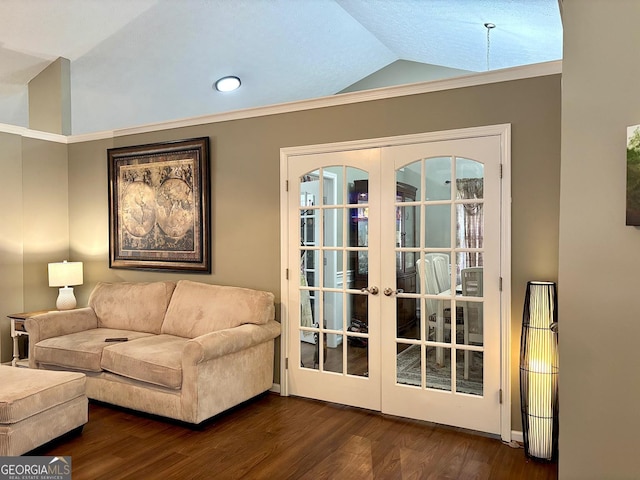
[34,328,154,372]
[101,334,187,390]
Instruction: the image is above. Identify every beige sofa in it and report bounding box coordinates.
[26,280,280,424]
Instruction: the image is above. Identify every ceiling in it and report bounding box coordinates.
[0,0,563,135]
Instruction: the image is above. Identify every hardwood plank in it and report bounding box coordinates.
[30,393,557,480]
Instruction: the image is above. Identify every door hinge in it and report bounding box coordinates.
[286,180,289,192]
[285,358,289,370]
[499,389,503,404]
[499,277,503,291]
[500,164,503,179]
[286,268,289,280]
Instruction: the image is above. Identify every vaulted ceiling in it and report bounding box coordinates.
[0,0,562,134]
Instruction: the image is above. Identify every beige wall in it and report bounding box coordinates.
[28,57,71,135]
[22,138,70,310]
[0,133,25,361]
[559,2,640,478]
[0,135,69,361]
[63,74,561,430]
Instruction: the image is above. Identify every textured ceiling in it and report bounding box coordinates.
[0,0,563,134]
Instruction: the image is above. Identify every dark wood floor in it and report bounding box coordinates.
[32,393,557,480]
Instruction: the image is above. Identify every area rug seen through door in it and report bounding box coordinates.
[396,344,483,396]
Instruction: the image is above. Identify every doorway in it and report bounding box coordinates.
[280,126,511,439]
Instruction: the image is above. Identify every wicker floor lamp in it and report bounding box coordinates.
[519,281,559,462]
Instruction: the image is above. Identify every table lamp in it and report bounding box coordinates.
[48,260,83,310]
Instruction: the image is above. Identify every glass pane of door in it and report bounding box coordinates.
[297,163,375,383]
[395,163,420,340]
[454,157,484,395]
[347,174,370,372]
[299,172,321,369]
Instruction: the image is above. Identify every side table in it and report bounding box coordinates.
[8,310,50,367]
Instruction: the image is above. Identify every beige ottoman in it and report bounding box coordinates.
[0,366,88,456]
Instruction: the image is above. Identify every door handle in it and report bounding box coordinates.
[383,288,404,296]
[361,286,379,295]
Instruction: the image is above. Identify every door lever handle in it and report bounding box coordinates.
[361,286,379,295]
[383,288,404,296]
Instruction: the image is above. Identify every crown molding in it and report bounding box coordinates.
[66,131,114,144]
[0,123,68,144]
[1,60,562,144]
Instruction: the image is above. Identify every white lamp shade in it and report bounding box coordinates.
[48,261,83,287]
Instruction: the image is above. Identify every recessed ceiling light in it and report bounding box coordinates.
[214,76,241,92]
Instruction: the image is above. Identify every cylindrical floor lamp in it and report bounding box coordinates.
[520,281,559,462]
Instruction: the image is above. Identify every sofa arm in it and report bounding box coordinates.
[26,308,99,367]
[183,320,281,365]
[26,307,98,340]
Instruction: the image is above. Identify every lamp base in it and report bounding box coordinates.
[56,287,77,310]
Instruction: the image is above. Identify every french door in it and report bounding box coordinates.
[281,126,510,437]
[286,148,382,410]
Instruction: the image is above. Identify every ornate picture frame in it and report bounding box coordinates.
[108,137,211,272]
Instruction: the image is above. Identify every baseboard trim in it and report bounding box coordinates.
[270,383,281,394]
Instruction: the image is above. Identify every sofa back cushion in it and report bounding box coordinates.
[161,280,275,338]
[89,281,176,334]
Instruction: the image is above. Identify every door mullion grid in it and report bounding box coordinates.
[340,170,348,376]
[419,160,426,325]
[299,171,319,370]
[419,158,427,389]
[452,153,486,395]
[451,156,459,394]
[317,169,326,372]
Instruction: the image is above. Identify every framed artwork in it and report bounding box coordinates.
[627,125,640,225]
[108,137,211,272]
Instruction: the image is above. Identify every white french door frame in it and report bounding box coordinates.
[279,124,512,441]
